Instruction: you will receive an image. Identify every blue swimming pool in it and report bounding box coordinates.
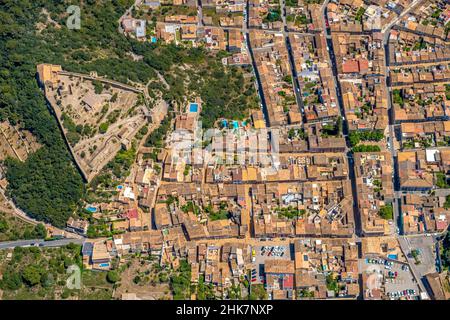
[98,263,110,268]
[86,206,97,213]
[189,103,199,113]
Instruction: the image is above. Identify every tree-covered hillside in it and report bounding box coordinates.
[0,0,144,227]
[0,0,258,227]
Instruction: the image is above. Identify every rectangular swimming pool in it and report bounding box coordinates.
[189,103,198,113]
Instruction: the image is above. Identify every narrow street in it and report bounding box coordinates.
[383,0,428,237]
[383,17,402,236]
[283,23,306,120]
[321,5,363,237]
[378,0,435,298]
[196,0,203,27]
[244,1,270,128]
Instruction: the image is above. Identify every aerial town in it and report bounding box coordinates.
[0,0,449,302]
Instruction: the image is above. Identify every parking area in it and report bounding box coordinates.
[403,236,437,275]
[360,257,421,300]
[250,245,293,284]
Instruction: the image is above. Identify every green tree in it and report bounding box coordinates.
[158,272,169,283]
[0,217,8,233]
[133,275,141,284]
[249,284,268,300]
[349,132,361,147]
[40,272,54,288]
[33,223,47,239]
[93,80,104,94]
[436,172,449,188]
[106,270,120,283]
[379,204,393,220]
[393,89,403,105]
[61,289,71,299]
[326,273,339,293]
[171,260,191,300]
[444,195,450,209]
[99,122,109,134]
[22,265,42,286]
[441,232,450,269]
[1,270,23,290]
[352,145,381,152]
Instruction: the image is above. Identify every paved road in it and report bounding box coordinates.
[382,18,402,235]
[374,3,438,299]
[156,20,314,36]
[381,0,424,35]
[382,0,428,237]
[197,0,203,27]
[244,2,270,127]
[0,238,85,250]
[322,4,362,237]
[285,33,305,119]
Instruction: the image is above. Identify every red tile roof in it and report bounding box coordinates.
[342,59,359,73]
[283,274,294,289]
[127,208,139,219]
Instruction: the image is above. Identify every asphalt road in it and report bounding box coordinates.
[285,35,305,117]
[382,0,428,236]
[322,7,362,237]
[0,238,85,250]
